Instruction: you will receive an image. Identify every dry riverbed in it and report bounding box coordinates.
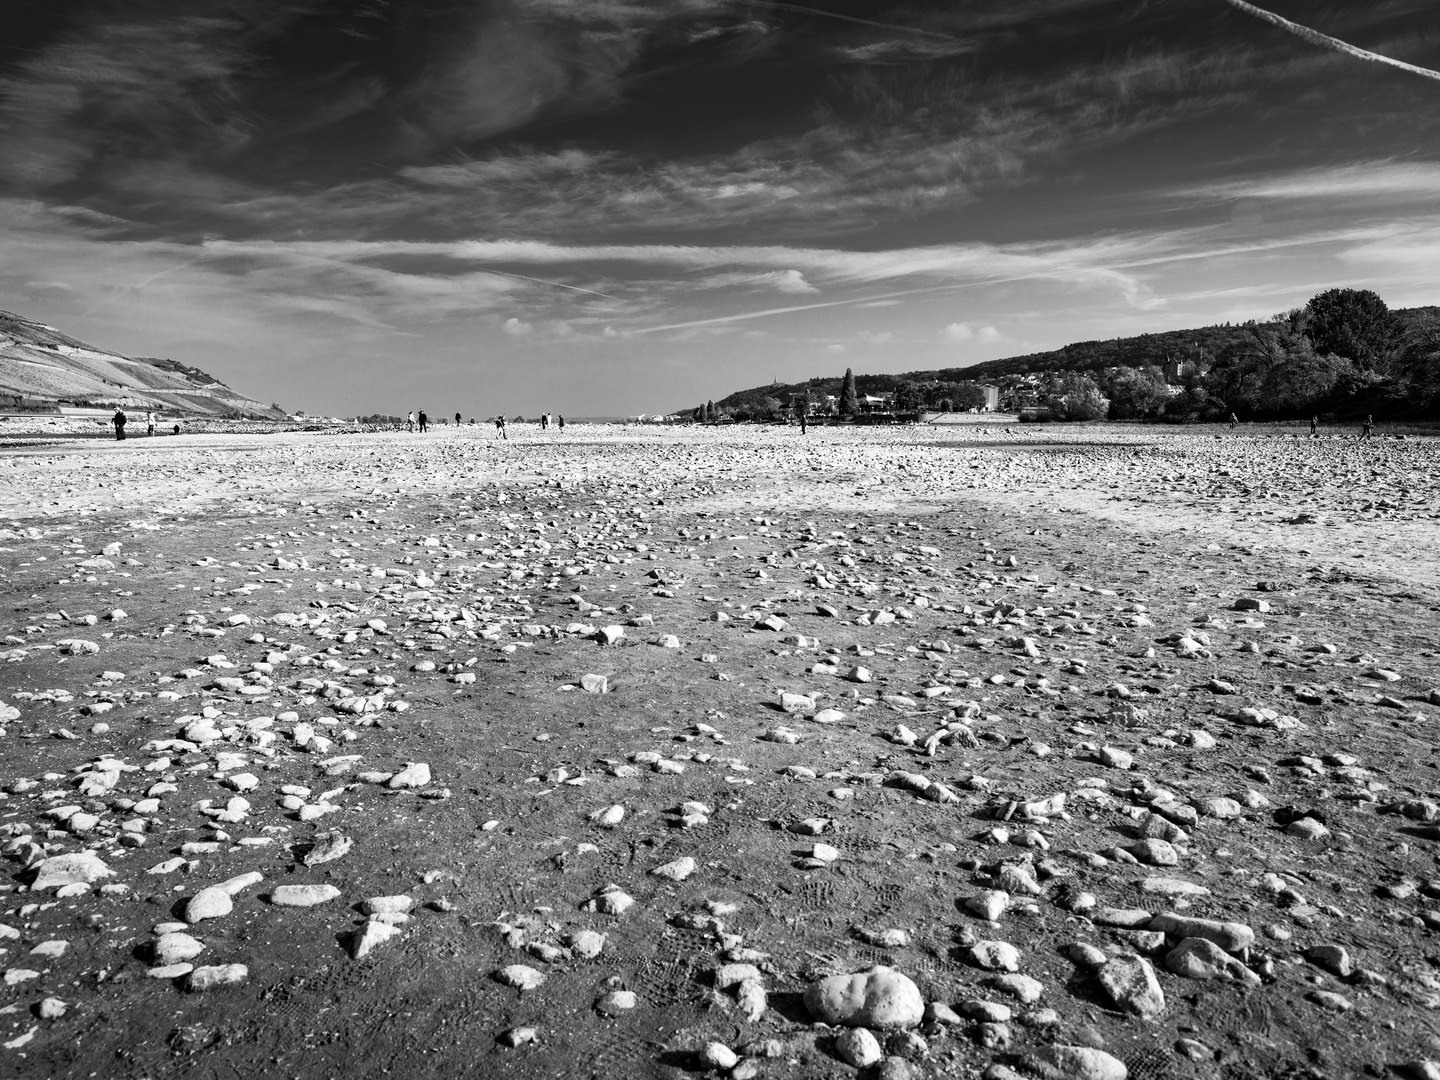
[0,423,1438,1080]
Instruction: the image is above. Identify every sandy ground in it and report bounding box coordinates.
[0,423,1438,1080]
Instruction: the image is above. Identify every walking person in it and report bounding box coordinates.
[799,408,807,435]
[1228,411,1238,431]
[407,411,415,432]
[494,415,507,440]
[418,409,428,433]
[112,409,127,441]
[1310,415,1318,438]
[455,411,461,427]
[145,410,155,437]
[558,415,565,433]
[1360,414,1374,441]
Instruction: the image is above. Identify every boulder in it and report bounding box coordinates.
[804,966,924,1030]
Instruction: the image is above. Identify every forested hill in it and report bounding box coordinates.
[709,305,1438,415]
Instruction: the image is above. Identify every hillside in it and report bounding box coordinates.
[708,305,1440,415]
[0,310,285,419]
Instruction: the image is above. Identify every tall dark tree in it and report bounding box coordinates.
[1304,288,1404,371]
[839,367,858,417]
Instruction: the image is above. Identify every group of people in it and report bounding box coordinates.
[491,414,565,440]
[406,411,529,434]
[1225,412,1378,440]
[111,410,172,440]
[398,411,570,441]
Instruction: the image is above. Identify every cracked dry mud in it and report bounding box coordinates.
[0,423,1438,1080]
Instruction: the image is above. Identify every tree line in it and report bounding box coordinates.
[696,288,1439,423]
[1033,288,1440,422]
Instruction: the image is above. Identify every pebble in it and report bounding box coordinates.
[595,990,636,1015]
[270,884,342,907]
[187,964,248,991]
[153,932,206,965]
[1304,943,1352,978]
[651,856,697,881]
[495,964,545,990]
[700,1042,739,1070]
[969,940,1021,972]
[1097,954,1165,1020]
[387,762,432,789]
[349,919,402,959]
[567,930,606,959]
[834,1027,883,1068]
[184,887,234,924]
[30,852,114,891]
[1164,938,1261,984]
[36,998,67,1020]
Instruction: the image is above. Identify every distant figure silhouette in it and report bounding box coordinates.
[145,411,155,437]
[112,410,127,441]
[418,410,428,433]
[406,411,415,432]
[494,415,507,440]
[455,411,461,426]
[1360,414,1374,440]
[172,423,180,435]
[1228,412,1238,430]
[799,410,807,435]
[558,415,565,433]
[1310,415,1318,437]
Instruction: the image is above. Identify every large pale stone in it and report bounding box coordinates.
[1098,955,1165,1021]
[803,966,924,1030]
[1147,913,1254,953]
[184,887,233,924]
[152,932,205,966]
[1164,938,1261,984]
[270,884,342,907]
[187,964,248,991]
[1021,1044,1128,1080]
[31,852,113,891]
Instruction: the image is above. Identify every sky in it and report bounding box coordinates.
[2,1,1438,418]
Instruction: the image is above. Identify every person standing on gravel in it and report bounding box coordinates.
[558,415,565,433]
[112,409,127,441]
[418,409,428,433]
[494,415,507,440]
[455,411,461,427]
[1228,411,1238,430]
[1360,414,1374,441]
[145,411,155,437]
[406,411,415,432]
[1310,415,1318,438]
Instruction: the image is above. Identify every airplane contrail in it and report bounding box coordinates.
[1221,0,1440,83]
[477,267,622,302]
[633,276,1046,334]
[733,0,966,43]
